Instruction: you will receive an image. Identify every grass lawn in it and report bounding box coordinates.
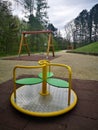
[72,42,98,55]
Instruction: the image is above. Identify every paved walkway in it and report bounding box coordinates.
[0,51,98,84]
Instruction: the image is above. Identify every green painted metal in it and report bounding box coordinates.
[16,78,43,85]
[47,78,69,88]
[38,72,54,78]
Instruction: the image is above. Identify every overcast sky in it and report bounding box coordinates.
[10,0,98,36]
[48,0,98,36]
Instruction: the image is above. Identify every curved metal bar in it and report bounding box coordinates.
[48,63,72,106]
[13,65,45,101]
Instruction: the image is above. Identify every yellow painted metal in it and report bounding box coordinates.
[13,65,45,100]
[13,67,16,100]
[38,60,51,73]
[38,59,50,65]
[39,60,50,95]
[10,89,77,117]
[13,61,72,105]
[48,63,72,106]
[11,60,76,117]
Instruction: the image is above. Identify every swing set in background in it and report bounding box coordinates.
[18,30,55,58]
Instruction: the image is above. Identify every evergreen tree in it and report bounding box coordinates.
[72,4,98,46]
[74,10,89,45]
[36,0,49,28]
[14,0,49,29]
[14,0,35,15]
[0,0,20,54]
[90,4,98,41]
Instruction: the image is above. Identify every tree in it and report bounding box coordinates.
[0,0,20,54]
[23,0,35,15]
[36,0,49,28]
[90,4,98,42]
[74,5,98,45]
[74,10,89,45]
[14,0,35,15]
[14,0,49,29]
[47,23,57,36]
[64,4,98,48]
[64,20,75,49]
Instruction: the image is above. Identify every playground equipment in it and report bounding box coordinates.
[18,30,55,58]
[10,60,77,117]
[38,60,54,78]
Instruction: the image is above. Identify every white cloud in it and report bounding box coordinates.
[9,0,98,37]
[48,0,98,36]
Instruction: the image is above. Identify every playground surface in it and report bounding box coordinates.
[0,51,98,83]
[0,51,98,130]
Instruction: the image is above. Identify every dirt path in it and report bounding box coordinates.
[0,51,98,84]
[53,52,98,81]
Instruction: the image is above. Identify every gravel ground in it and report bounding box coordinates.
[0,51,98,84]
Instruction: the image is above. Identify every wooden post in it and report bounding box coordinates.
[47,33,55,58]
[18,31,55,57]
[18,34,30,56]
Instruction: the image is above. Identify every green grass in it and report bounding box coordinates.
[73,42,98,54]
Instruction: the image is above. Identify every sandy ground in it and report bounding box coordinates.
[0,51,98,84]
